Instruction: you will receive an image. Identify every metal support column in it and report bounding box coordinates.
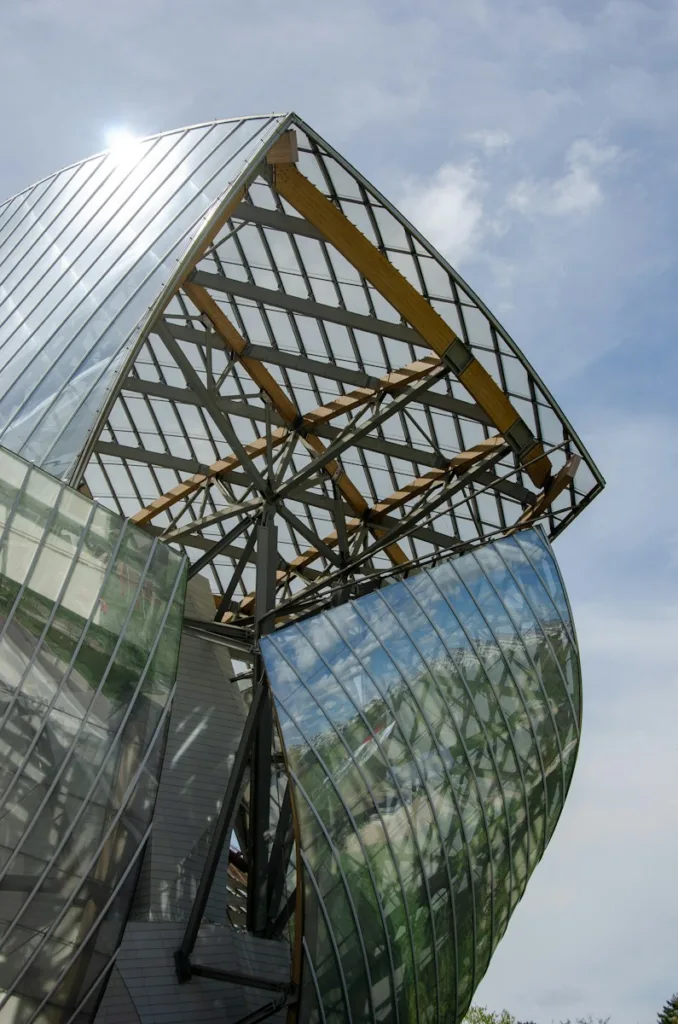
[174,682,264,981]
[265,786,294,935]
[247,506,278,936]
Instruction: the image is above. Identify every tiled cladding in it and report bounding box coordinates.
[0,115,284,480]
[261,528,581,1024]
[0,445,187,1023]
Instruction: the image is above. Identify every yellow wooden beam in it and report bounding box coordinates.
[514,454,581,529]
[369,435,506,517]
[183,282,300,423]
[271,161,551,490]
[191,189,245,266]
[132,352,440,528]
[181,283,416,559]
[131,431,289,526]
[229,434,504,620]
[303,356,439,428]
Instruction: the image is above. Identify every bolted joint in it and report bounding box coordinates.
[442,336,474,375]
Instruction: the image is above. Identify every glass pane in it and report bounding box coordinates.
[263,526,581,1022]
[0,444,186,1021]
[0,117,285,479]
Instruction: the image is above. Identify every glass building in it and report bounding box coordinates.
[0,114,603,1024]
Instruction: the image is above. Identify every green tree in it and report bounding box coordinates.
[464,1006,516,1024]
[558,1016,609,1024]
[658,994,678,1024]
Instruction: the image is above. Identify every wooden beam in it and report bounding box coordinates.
[266,129,299,166]
[131,430,288,526]
[192,189,245,264]
[131,353,440,531]
[182,282,410,556]
[514,454,581,529]
[270,160,551,489]
[183,282,300,424]
[230,435,504,619]
[369,435,506,517]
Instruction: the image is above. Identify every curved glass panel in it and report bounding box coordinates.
[0,116,284,480]
[0,444,187,1023]
[262,528,581,1024]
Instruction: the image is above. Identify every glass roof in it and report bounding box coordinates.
[0,114,604,618]
[0,115,286,479]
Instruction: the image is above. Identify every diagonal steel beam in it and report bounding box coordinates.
[183,280,301,423]
[276,502,343,568]
[175,680,265,970]
[275,365,450,501]
[231,435,505,618]
[181,282,407,566]
[266,786,294,933]
[156,322,268,494]
[214,527,259,619]
[271,444,512,622]
[130,345,441,545]
[164,498,263,542]
[187,516,255,579]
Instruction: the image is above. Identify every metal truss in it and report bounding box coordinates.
[77,120,602,627]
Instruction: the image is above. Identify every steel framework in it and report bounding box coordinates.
[62,124,603,996]
[0,112,604,1023]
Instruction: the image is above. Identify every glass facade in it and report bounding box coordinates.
[262,528,581,1024]
[0,115,284,480]
[0,112,602,1024]
[0,445,187,1023]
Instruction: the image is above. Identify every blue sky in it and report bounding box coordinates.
[1,1,676,1021]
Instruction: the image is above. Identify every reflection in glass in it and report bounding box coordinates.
[0,444,186,1023]
[262,528,581,1024]
[0,116,285,479]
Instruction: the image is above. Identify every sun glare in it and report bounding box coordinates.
[105,129,142,168]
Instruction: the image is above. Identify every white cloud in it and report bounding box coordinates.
[469,128,513,152]
[398,162,486,261]
[508,138,622,216]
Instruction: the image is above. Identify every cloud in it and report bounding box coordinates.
[398,162,486,260]
[469,129,513,152]
[508,138,622,216]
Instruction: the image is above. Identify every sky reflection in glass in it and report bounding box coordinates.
[262,527,581,1024]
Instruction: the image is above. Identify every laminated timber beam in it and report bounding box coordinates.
[120,372,458,470]
[267,140,552,490]
[514,454,581,529]
[183,281,299,424]
[165,324,492,424]
[130,352,442,527]
[266,441,512,624]
[181,280,407,566]
[230,435,506,619]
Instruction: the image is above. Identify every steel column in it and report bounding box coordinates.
[247,508,278,936]
[175,682,265,980]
